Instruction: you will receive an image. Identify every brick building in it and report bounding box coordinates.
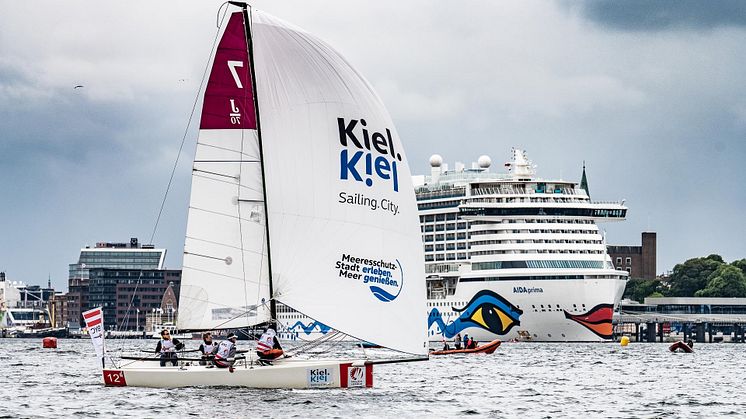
[62,238,166,328]
[88,268,181,331]
[607,232,657,279]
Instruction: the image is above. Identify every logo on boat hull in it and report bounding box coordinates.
[307,368,334,387]
[335,253,404,302]
[564,303,614,339]
[428,290,523,338]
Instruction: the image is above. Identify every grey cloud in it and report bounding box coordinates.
[566,0,746,31]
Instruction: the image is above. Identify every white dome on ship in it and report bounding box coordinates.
[477,155,491,168]
[429,154,443,167]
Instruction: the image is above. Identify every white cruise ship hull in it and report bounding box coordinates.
[428,276,627,343]
[278,275,626,343]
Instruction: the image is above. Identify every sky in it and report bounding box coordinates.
[1,1,745,290]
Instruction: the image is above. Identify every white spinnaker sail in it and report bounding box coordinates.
[252,11,427,355]
[179,12,271,330]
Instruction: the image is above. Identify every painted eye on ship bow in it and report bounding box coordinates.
[469,303,519,334]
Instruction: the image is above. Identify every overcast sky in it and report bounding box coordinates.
[1,1,745,290]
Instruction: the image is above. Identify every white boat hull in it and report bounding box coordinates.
[103,358,372,389]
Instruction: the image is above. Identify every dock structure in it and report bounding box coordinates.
[614,313,746,343]
[615,297,746,343]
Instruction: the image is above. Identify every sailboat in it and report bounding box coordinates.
[99,2,427,388]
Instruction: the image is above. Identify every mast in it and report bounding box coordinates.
[234,2,277,322]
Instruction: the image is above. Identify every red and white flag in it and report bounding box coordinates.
[82,307,105,366]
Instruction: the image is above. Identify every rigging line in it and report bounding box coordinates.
[117,269,145,337]
[148,11,226,245]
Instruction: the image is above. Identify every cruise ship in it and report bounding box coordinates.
[419,149,628,342]
[277,148,628,343]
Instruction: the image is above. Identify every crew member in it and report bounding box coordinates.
[155,329,184,367]
[256,328,284,360]
[467,336,477,349]
[198,332,217,366]
[454,333,462,350]
[213,333,238,369]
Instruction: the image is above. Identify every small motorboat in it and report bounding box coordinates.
[669,341,694,353]
[430,339,501,355]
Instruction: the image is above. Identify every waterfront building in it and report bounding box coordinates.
[88,268,181,331]
[0,272,57,330]
[607,232,657,279]
[64,238,166,328]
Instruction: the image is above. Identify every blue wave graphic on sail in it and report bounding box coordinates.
[369,259,404,302]
[428,290,523,338]
[287,320,331,335]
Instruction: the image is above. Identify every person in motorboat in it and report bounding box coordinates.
[256,327,284,360]
[466,336,477,350]
[155,329,184,367]
[213,333,238,370]
[441,337,450,351]
[454,333,462,350]
[198,332,217,366]
[463,334,469,349]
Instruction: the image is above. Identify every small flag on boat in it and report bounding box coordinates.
[83,307,106,367]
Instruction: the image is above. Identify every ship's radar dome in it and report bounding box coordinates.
[477,155,491,168]
[429,154,443,167]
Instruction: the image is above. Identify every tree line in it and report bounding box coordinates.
[623,254,746,302]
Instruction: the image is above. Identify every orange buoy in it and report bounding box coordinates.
[42,337,57,349]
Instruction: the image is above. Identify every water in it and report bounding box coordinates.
[1,339,744,418]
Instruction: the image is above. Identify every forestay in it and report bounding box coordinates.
[251,11,427,355]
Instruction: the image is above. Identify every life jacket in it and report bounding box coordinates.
[214,340,235,360]
[201,342,216,355]
[160,339,176,353]
[256,332,275,353]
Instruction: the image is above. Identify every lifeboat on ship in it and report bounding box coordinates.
[430,339,501,355]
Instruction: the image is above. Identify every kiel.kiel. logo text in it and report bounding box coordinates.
[338,118,401,192]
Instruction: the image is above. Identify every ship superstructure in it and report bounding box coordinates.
[418,149,628,342]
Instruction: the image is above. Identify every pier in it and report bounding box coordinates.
[614,313,746,343]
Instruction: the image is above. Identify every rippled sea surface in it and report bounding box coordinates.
[1,338,745,418]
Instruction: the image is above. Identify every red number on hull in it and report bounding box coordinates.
[103,370,127,387]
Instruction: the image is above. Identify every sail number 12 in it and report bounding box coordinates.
[103,370,127,387]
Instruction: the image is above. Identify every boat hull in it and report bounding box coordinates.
[669,341,693,353]
[103,358,373,389]
[430,339,501,355]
